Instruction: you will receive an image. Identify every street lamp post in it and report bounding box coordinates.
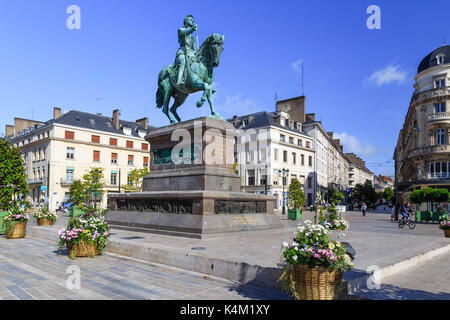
[281,168,289,215]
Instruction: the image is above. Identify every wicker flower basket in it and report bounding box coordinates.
[292,264,343,300]
[339,226,347,231]
[37,218,55,226]
[444,229,450,238]
[6,221,27,239]
[66,241,99,258]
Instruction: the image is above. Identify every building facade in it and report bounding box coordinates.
[394,45,450,202]
[345,153,375,188]
[229,110,316,208]
[6,108,152,211]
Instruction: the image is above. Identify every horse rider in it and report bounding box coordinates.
[175,14,198,86]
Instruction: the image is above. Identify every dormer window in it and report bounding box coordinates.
[243,119,249,127]
[437,54,446,65]
[121,125,132,136]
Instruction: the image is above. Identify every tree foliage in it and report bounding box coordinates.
[122,167,149,193]
[351,180,377,207]
[287,178,305,209]
[383,187,394,202]
[0,137,28,210]
[329,187,344,205]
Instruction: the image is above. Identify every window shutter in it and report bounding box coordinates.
[65,131,74,140]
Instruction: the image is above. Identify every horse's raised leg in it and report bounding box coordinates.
[195,82,210,108]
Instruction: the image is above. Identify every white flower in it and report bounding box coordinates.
[293,255,298,261]
[282,242,289,248]
[304,220,312,225]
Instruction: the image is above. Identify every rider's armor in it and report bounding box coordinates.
[175,22,197,86]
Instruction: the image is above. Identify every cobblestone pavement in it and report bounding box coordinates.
[354,251,450,300]
[0,237,289,300]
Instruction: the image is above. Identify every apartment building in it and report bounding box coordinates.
[345,153,375,188]
[394,44,450,203]
[229,110,316,208]
[6,108,152,211]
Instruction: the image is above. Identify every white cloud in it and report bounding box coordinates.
[334,132,376,157]
[215,94,260,116]
[291,59,303,74]
[364,65,409,87]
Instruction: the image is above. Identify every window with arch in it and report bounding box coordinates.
[436,54,446,65]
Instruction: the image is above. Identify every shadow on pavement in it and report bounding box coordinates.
[356,284,450,300]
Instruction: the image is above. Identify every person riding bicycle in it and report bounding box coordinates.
[400,202,414,223]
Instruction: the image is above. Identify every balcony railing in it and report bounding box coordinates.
[411,86,450,106]
[427,112,450,122]
[407,144,450,158]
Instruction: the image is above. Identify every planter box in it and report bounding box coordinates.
[292,264,343,300]
[6,221,27,239]
[69,207,85,218]
[37,218,55,226]
[66,241,99,258]
[288,209,302,220]
[418,211,448,223]
[0,211,9,235]
[444,229,450,238]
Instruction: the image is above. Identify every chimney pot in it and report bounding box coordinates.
[113,109,120,130]
[54,107,62,120]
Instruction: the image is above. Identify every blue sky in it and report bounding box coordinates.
[0,0,448,176]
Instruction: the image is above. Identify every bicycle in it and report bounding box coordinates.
[398,212,416,229]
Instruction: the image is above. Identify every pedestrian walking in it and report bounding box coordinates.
[361,202,367,217]
[390,205,395,221]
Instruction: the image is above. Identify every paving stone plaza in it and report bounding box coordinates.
[0,210,449,300]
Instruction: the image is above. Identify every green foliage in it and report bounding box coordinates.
[383,187,394,202]
[433,189,449,203]
[68,180,89,208]
[122,167,149,193]
[422,187,435,203]
[329,187,344,205]
[351,180,377,207]
[0,137,28,210]
[287,178,305,209]
[410,190,424,204]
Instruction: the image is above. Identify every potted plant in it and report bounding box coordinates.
[4,206,29,239]
[287,178,304,220]
[280,220,354,300]
[67,180,87,217]
[439,221,450,238]
[34,205,57,226]
[58,210,110,259]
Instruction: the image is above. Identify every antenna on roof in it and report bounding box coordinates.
[301,62,304,96]
[274,91,278,110]
[444,36,447,45]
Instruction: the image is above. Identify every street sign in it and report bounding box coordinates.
[41,185,47,191]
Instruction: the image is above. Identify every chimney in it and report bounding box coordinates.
[5,125,14,137]
[113,109,120,130]
[136,117,148,129]
[232,115,238,127]
[340,145,343,152]
[54,107,62,120]
[305,113,315,122]
[328,132,333,139]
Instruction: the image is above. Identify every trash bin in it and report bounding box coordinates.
[0,211,9,235]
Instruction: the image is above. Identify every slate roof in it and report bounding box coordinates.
[10,110,154,141]
[227,111,310,137]
[418,45,450,73]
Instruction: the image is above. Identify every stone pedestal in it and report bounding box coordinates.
[107,117,281,238]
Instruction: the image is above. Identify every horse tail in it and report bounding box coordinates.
[156,66,171,109]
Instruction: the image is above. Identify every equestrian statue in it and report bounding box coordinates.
[156,14,225,123]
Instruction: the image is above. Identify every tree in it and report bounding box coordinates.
[0,137,28,210]
[410,189,424,205]
[122,167,149,193]
[351,180,377,207]
[68,180,89,208]
[329,187,344,205]
[82,168,105,209]
[383,187,394,203]
[287,178,305,210]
